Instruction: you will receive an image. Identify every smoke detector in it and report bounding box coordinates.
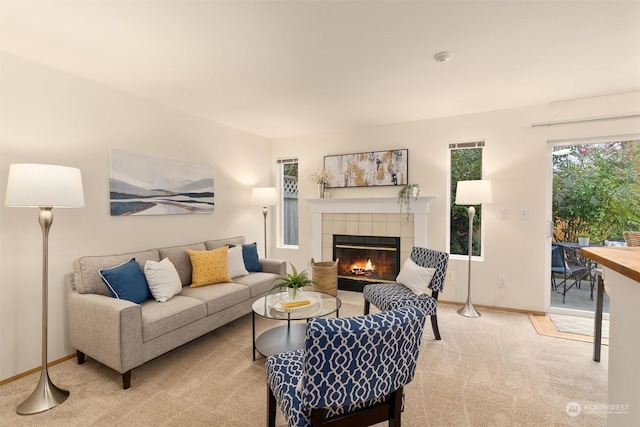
[434,51,453,63]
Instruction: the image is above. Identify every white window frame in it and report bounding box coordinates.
[447,141,486,261]
[277,157,299,249]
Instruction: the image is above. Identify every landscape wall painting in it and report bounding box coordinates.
[110,149,214,216]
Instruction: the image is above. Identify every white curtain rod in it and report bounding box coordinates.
[531,112,640,128]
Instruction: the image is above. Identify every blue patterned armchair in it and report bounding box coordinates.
[265,306,427,427]
[363,247,449,340]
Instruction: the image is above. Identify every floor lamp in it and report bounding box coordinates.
[455,180,492,318]
[4,163,85,415]
[251,187,277,258]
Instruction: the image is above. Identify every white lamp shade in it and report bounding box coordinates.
[455,180,492,205]
[5,163,85,208]
[252,187,277,207]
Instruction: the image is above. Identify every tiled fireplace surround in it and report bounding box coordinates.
[307,196,434,265]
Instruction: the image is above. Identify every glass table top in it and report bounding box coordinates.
[252,290,341,320]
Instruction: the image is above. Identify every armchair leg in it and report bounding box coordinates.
[364,299,371,315]
[267,384,276,427]
[76,350,85,364]
[389,387,403,427]
[311,408,325,426]
[431,315,441,340]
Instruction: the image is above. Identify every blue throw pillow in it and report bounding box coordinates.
[242,242,262,272]
[99,258,151,304]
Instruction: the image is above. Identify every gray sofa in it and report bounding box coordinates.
[65,236,285,389]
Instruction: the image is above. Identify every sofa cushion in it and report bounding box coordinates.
[140,295,207,342]
[180,282,250,315]
[188,247,233,287]
[158,242,206,286]
[74,249,160,296]
[233,272,281,298]
[144,258,182,302]
[99,258,152,304]
[204,236,245,251]
[242,242,262,272]
[228,245,249,278]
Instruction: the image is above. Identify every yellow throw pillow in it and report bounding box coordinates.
[188,247,232,287]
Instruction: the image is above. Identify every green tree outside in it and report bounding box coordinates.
[553,141,640,243]
[283,162,298,177]
[451,148,483,256]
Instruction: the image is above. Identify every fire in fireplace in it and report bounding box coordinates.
[333,234,401,292]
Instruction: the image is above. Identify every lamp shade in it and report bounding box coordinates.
[455,180,492,205]
[5,163,85,208]
[252,187,277,207]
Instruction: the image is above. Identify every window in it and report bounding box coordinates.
[450,142,484,256]
[552,140,640,243]
[278,158,298,247]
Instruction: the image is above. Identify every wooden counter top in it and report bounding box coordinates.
[581,247,640,283]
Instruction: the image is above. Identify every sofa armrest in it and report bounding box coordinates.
[260,258,287,275]
[65,274,144,374]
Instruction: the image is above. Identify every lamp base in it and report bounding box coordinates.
[17,369,69,415]
[457,300,481,318]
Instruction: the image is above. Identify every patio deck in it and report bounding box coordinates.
[550,277,609,313]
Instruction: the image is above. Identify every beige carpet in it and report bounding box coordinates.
[1,291,608,426]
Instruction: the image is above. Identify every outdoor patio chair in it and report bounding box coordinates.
[623,231,640,247]
[362,246,449,340]
[551,243,591,303]
[265,306,427,427]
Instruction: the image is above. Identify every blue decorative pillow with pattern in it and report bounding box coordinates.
[99,258,151,304]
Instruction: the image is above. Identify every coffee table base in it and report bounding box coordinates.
[254,323,306,359]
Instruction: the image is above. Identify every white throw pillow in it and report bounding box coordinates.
[144,258,182,302]
[396,258,436,296]
[227,245,249,278]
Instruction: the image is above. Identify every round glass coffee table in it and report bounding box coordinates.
[252,290,341,360]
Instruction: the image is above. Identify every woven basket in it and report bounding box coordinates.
[624,231,640,247]
[311,258,338,296]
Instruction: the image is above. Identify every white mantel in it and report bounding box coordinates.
[306,196,434,261]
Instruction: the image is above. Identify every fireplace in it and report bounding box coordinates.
[333,234,401,292]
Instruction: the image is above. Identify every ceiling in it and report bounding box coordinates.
[1,1,639,139]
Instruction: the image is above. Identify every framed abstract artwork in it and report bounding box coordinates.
[110,149,214,216]
[323,149,408,188]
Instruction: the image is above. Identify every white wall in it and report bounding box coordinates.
[270,91,640,315]
[0,53,273,380]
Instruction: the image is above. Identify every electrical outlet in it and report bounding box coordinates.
[446,271,454,281]
[519,209,529,220]
[498,275,507,288]
[500,208,509,219]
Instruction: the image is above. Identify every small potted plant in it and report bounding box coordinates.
[271,263,317,300]
[310,169,332,198]
[398,184,420,219]
[578,234,590,246]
